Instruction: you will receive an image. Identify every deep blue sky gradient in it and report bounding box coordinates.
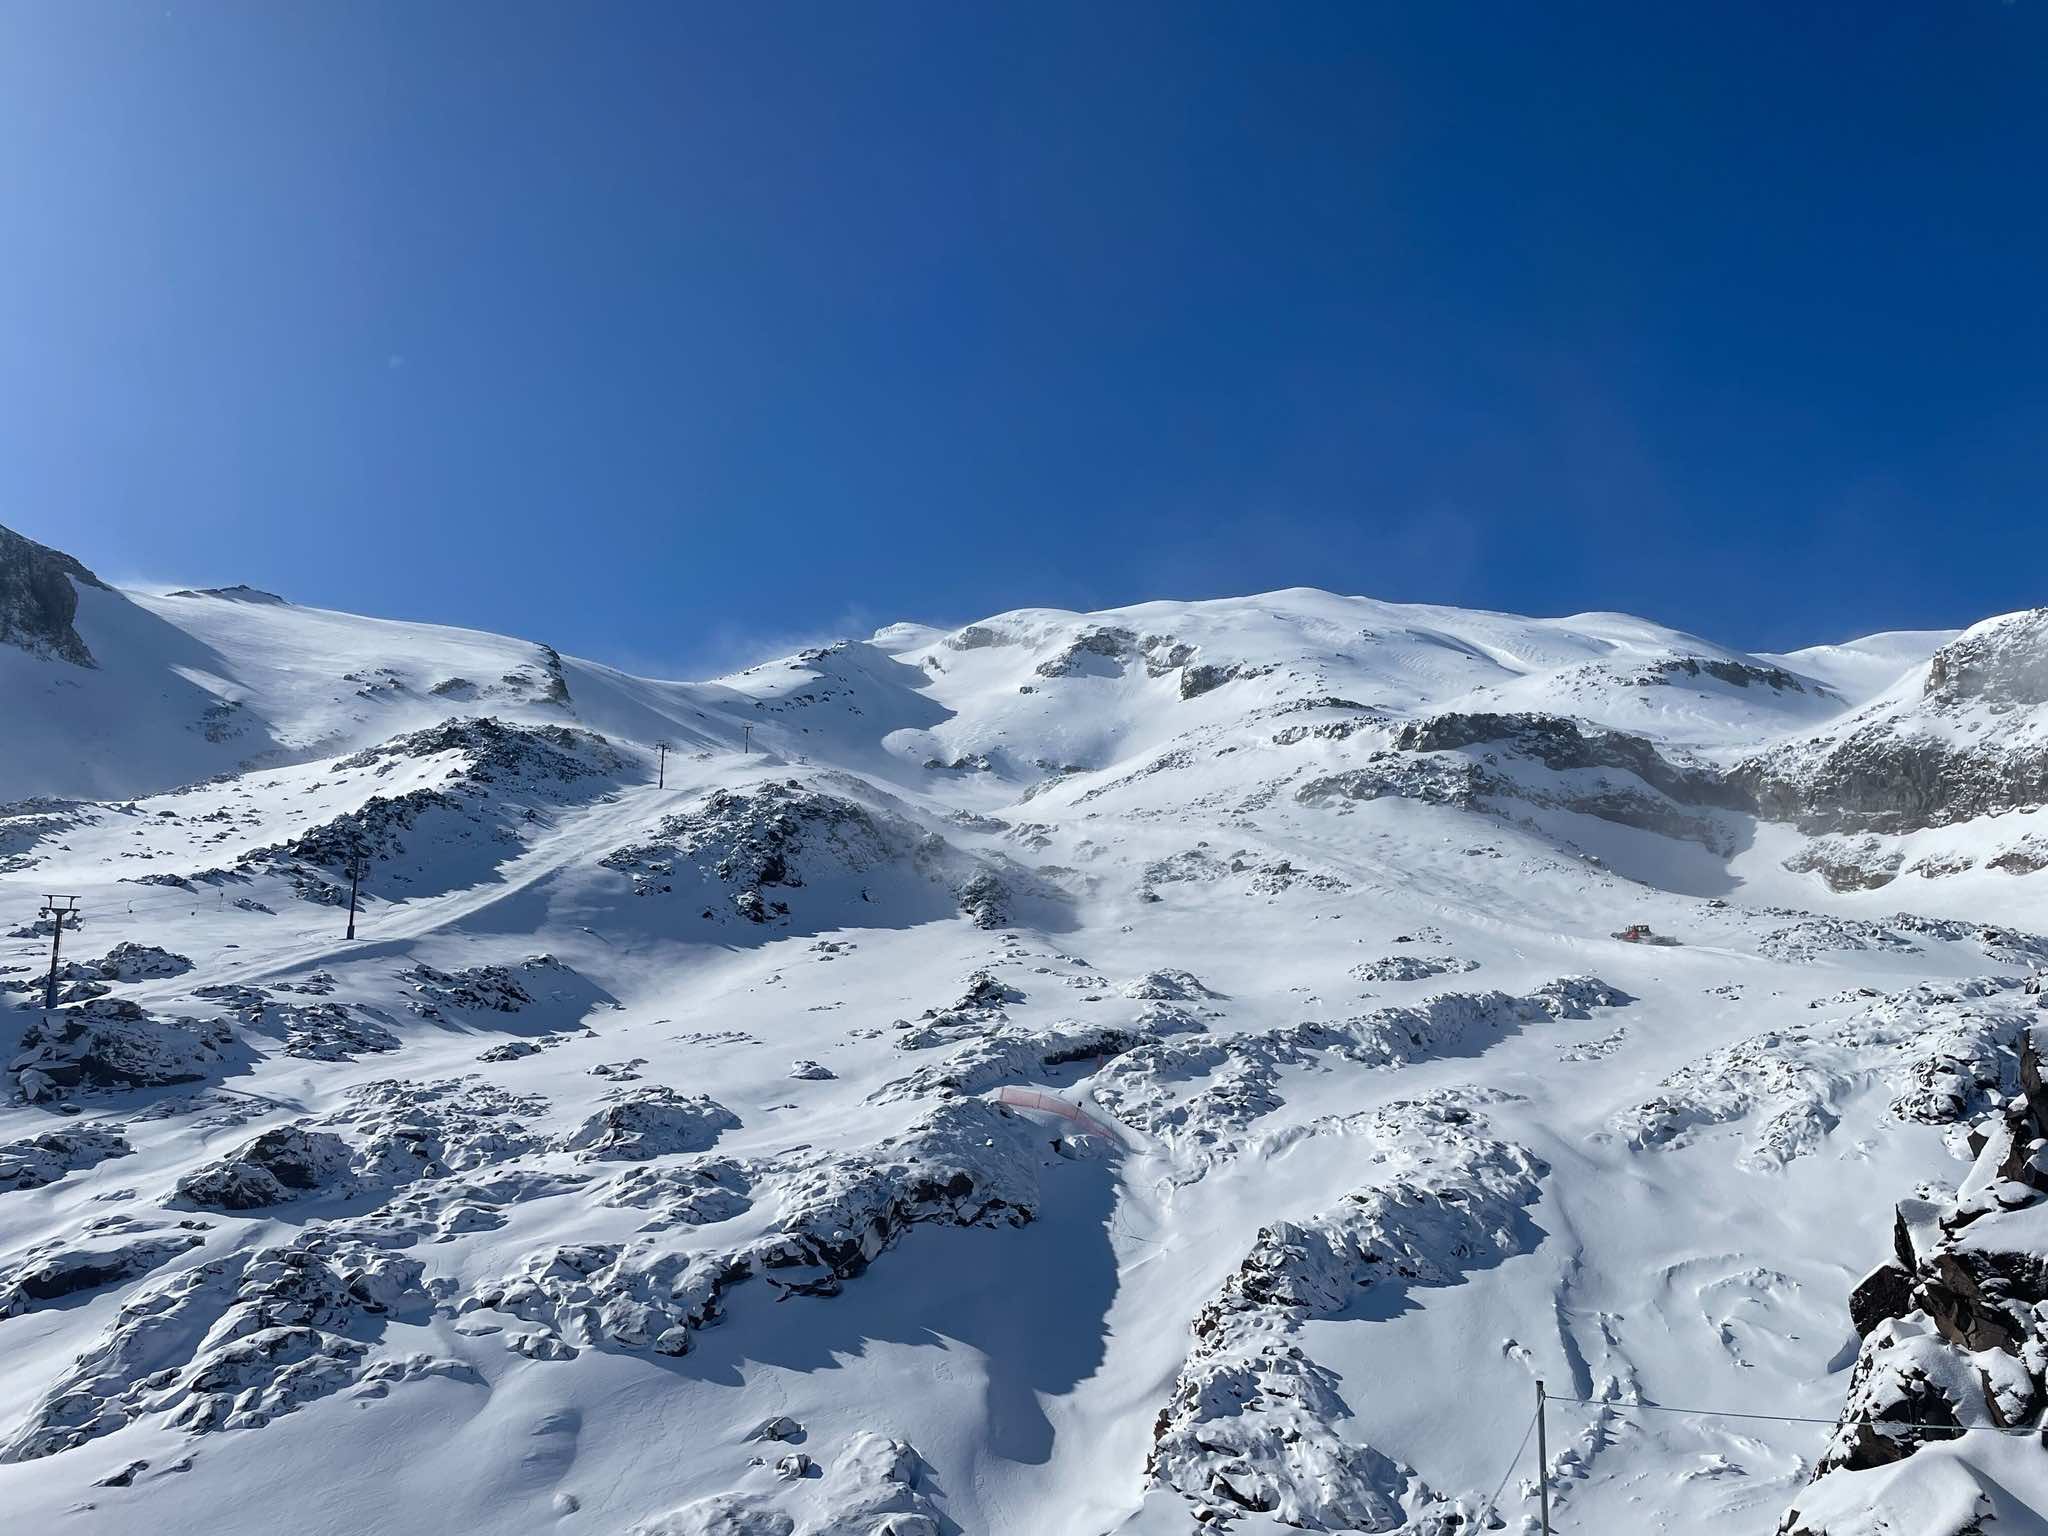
[3,2,2043,672]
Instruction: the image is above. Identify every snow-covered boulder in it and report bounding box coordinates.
[557,1088,741,1161]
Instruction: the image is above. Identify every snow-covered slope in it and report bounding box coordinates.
[4,524,2047,1536]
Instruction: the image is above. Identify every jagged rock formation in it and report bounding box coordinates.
[1782,1020,2048,1533]
[0,524,103,666]
[1740,610,2048,836]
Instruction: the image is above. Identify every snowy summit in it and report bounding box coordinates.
[3,521,2047,1535]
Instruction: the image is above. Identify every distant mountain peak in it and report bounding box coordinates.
[164,584,289,605]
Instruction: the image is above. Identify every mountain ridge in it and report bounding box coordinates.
[2,523,2045,1536]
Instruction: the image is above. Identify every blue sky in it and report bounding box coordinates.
[2,3,2042,674]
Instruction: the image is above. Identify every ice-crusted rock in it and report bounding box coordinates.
[1614,979,2034,1169]
[558,1088,742,1161]
[176,1127,356,1210]
[892,968,1024,1049]
[597,1158,754,1231]
[1395,711,1750,809]
[193,984,399,1062]
[1755,914,1920,962]
[11,998,236,1097]
[633,1431,949,1536]
[601,779,957,920]
[404,954,577,1018]
[1297,711,1751,849]
[56,942,193,983]
[1989,833,2048,875]
[789,1059,836,1081]
[0,1123,132,1191]
[468,1100,1042,1361]
[237,722,624,901]
[1781,1026,2048,1534]
[1035,625,1136,678]
[955,867,1009,929]
[0,1228,208,1319]
[876,1020,1148,1102]
[179,1079,548,1211]
[334,715,619,783]
[1,1233,429,1461]
[1147,1092,1545,1530]
[1297,754,1485,810]
[328,1077,549,1180]
[1529,975,1635,1019]
[1924,607,2048,709]
[1121,968,1221,1002]
[1785,836,1906,892]
[1350,954,1479,983]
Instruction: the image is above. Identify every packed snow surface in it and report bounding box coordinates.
[5,552,2048,1535]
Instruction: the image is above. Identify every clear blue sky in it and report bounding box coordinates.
[3,3,2042,673]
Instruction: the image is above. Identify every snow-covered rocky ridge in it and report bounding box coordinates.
[5,522,2048,1535]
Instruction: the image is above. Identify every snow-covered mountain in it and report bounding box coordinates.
[4,520,2047,1536]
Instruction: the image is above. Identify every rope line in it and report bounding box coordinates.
[1542,1389,2043,1437]
[1480,1404,1539,1522]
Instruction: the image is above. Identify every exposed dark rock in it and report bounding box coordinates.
[1848,1262,1914,1337]
[0,523,104,666]
[0,1231,207,1319]
[176,1127,355,1209]
[1395,711,1751,811]
[11,999,235,1098]
[0,1124,133,1191]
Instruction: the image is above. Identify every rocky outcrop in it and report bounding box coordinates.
[1781,1023,2048,1534]
[1924,608,2048,708]
[0,523,103,666]
[10,998,237,1099]
[56,942,193,983]
[0,1124,132,1191]
[601,780,950,920]
[176,1127,355,1210]
[0,1227,208,1319]
[556,1088,741,1161]
[1147,1092,1544,1530]
[1614,978,2033,1171]
[0,1234,434,1462]
[1394,711,1751,811]
[466,1099,1044,1364]
[633,1430,950,1536]
[1738,611,2048,836]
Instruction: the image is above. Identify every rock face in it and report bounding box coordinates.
[1924,608,2048,708]
[176,1127,356,1210]
[1740,610,2048,836]
[602,780,941,919]
[465,1099,1043,1365]
[1394,711,1750,811]
[0,523,103,666]
[0,1124,133,1191]
[10,998,236,1098]
[1781,1025,2048,1534]
[0,1229,208,1320]
[0,1234,432,1463]
[1300,709,1755,850]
